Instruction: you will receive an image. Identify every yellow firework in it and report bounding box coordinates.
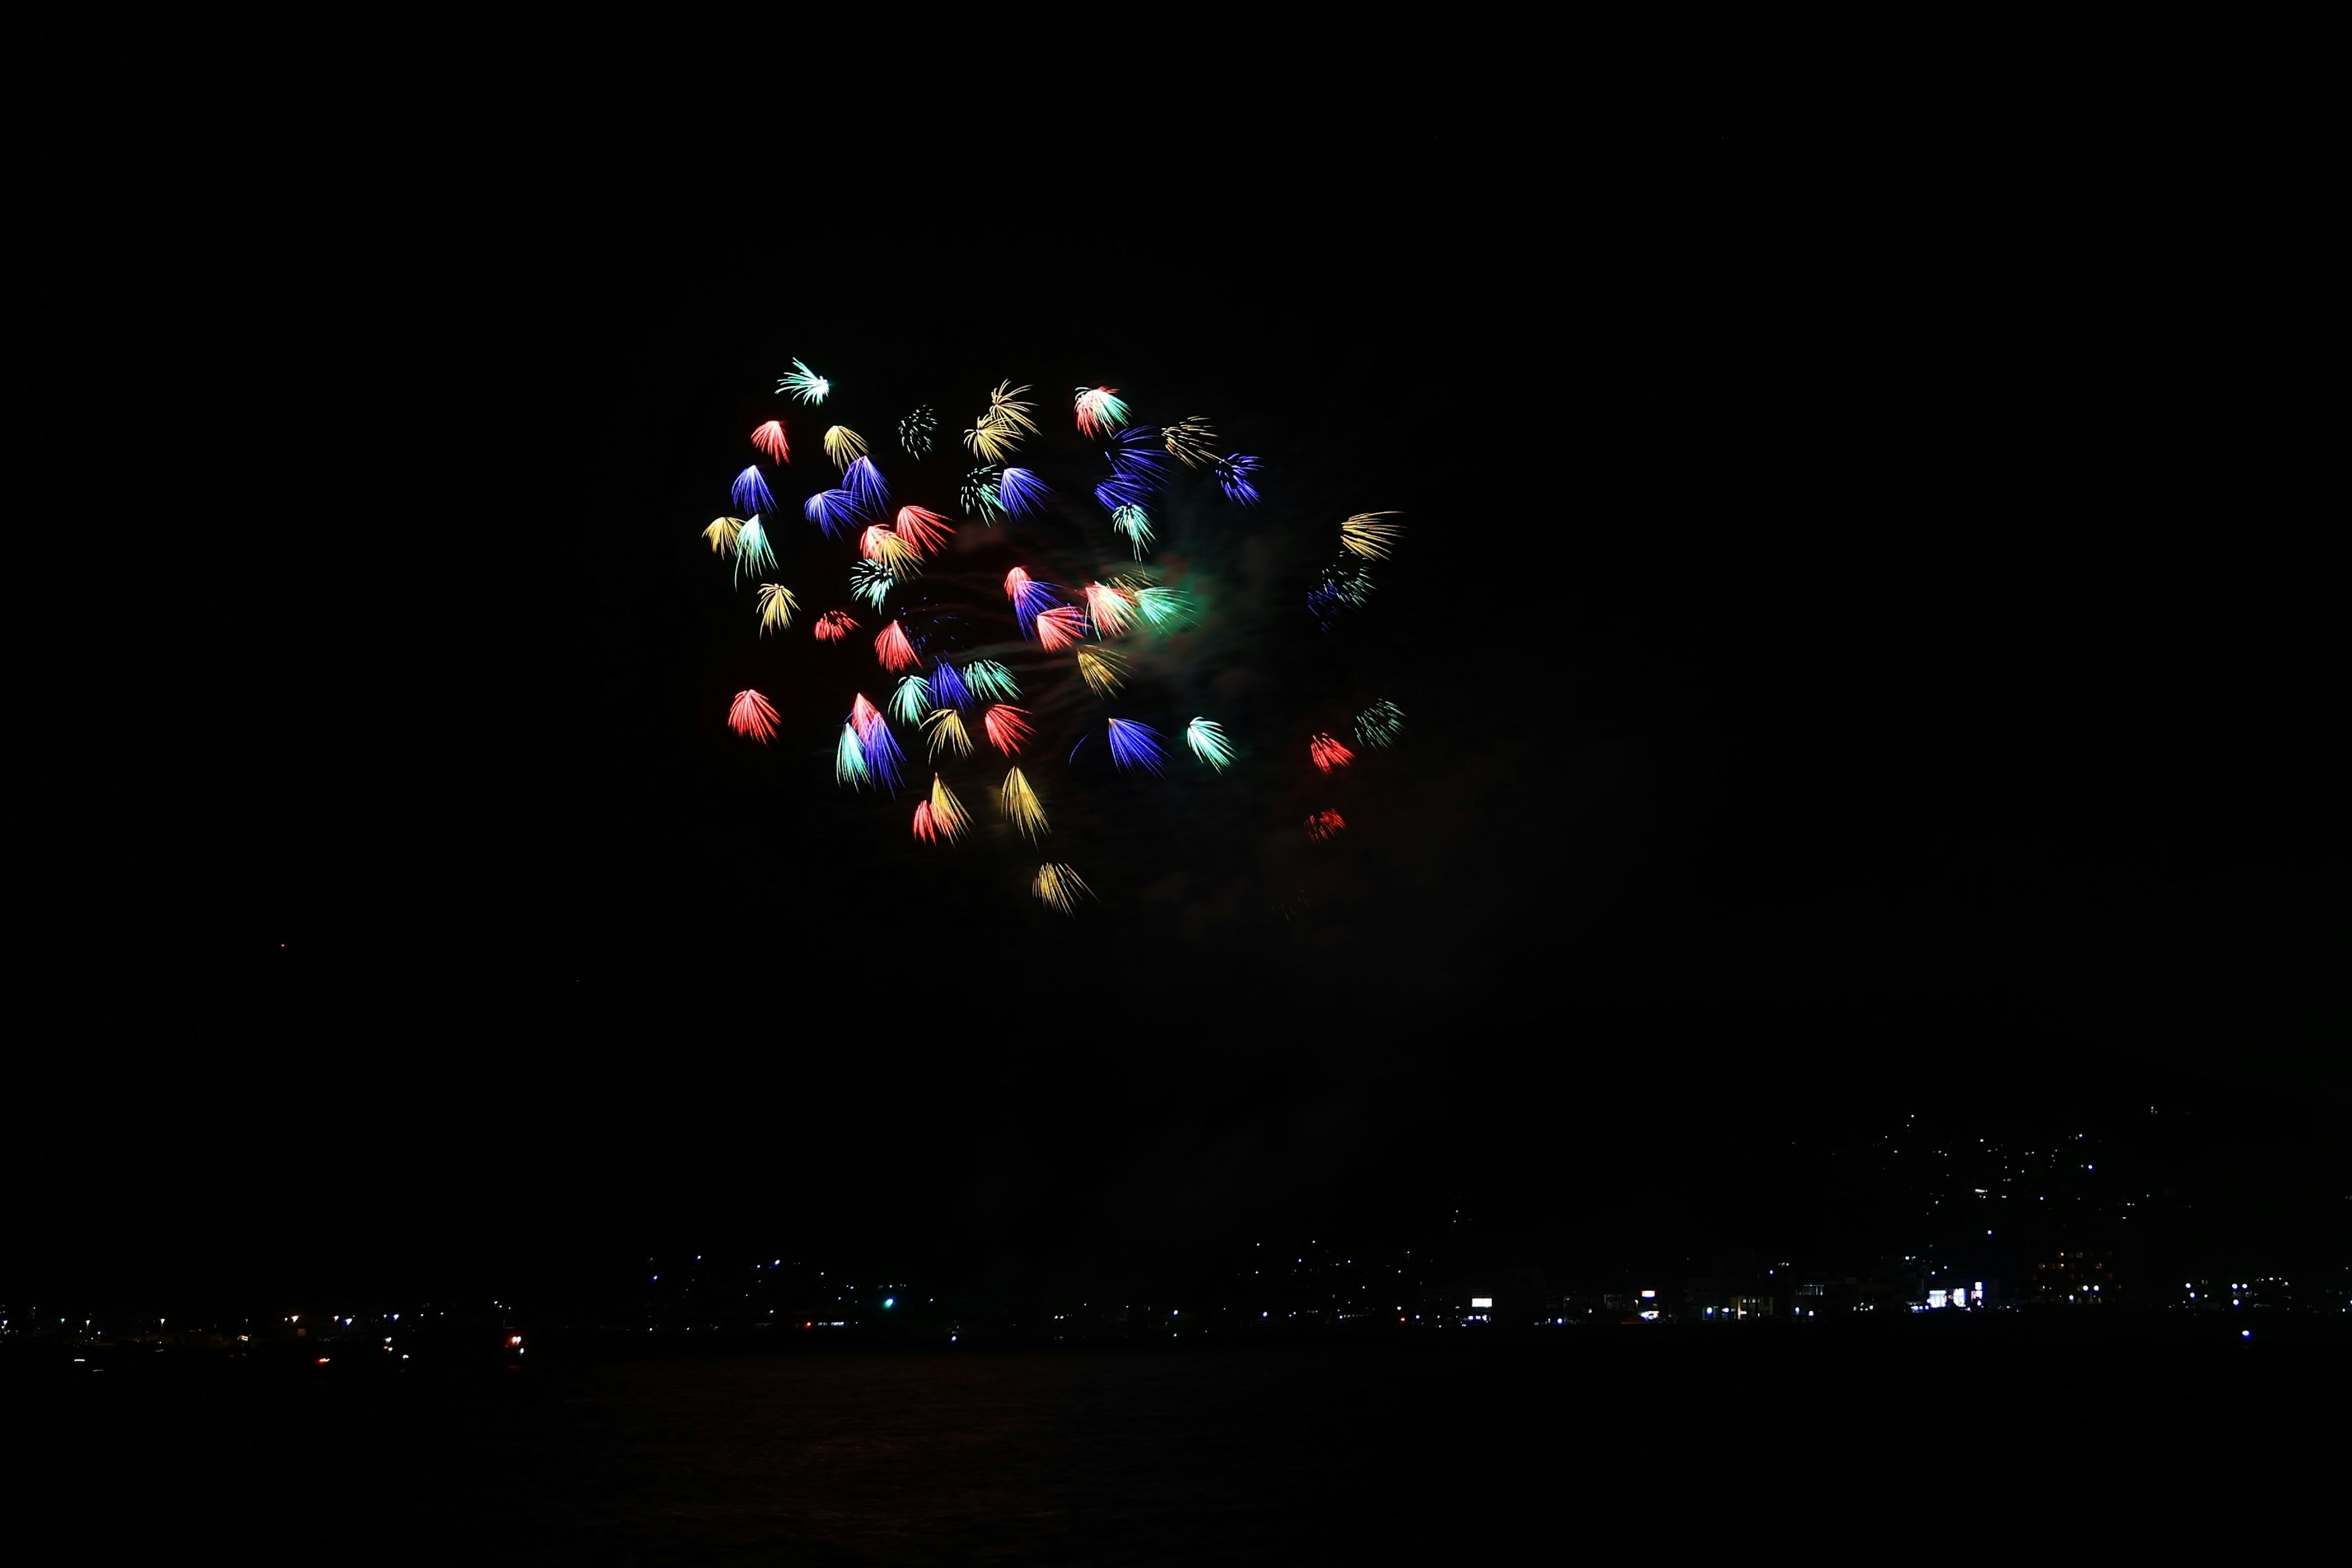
[963,418,1019,463]
[929,775,970,843]
[1001,766,1049,840]
[986,381,1038,436]
[1036,863,1093,915]
[860,525,922,576]
[1339,511,1404,561]
[755,582,799,635]
[703,516,744,554]
[1076,647,1129,697]
[922,708,973,760]
[823,425,868,468]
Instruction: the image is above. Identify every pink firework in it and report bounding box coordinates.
[982,704,1033,755]
[815,610,859,643]
[728,689,779,744]
[1309,733,1355,772]
[911,800,937,843]
[1035,606,1087,650]
[1084,581,1138,638]
[750,420,790,464]
[875,620,921,671]
[1306,809,1346,842]
[1004,567,1031,601]
[894,506,952,555]
[849,693,882,736]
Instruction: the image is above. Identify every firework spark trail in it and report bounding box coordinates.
[733,466,777,516]
[1111,505,1154,558]
[1001,766,1049,840]
[1005,569,1062,636]
[911,801,938,843]
[704,516,744,555]
[987,381,1039,436]
[1105,718,1169,774]
[1214,454,1262,507]
[1309,733,1355,772]
[1163,417,1217,468]
[1354,699,1405,748]
[982,704,1033,755]
[922,708,973,759]
[1186,718,1235,770]
[1306,809,1346,842]
[1074,386,1130,437]
[1308,561,1374,628]
[1084,582,1139,638]
[1076,647,1128,695]
[875,620,921,671]
[859,526,921,575]
[893,505,952,556]
[843,455,888,511]
[1035,862,1093,914]
[962,660,1019,699]
[930,775,970,842]
[899,406,935,458]
[848,694,882,736]
[756,582,799,635]
[861,715,906,790]
[1104,426,1172,484]
[805,489,861,538]
[888,674,932,723]
[1339,511,1403,561]
[815,609,859,642]
[776,359,829,403]
[1133,586,1193,630]
[962,467,1006,522]
[734,517,777,584]
[750,420,791,464]
[928,660,973,712]
[850,562,895,611]
[823,426,868,469]
[1035,606,1087,650]
[835,723,871,786]
[998,467,1050,519]
[1093,473,1153,512]
[729,690,779,742]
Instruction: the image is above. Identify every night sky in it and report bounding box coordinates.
[10,126,2339,1315]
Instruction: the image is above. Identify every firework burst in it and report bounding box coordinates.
[732,466,777,516]
[843,456,888,513]
[750,420,790,464]
[1035,862,1093,915]
[728,689,779,743]
[1133,586,1194,630]
[928,660,973,712]
[998,467,1050,519]
[1163,416,1217,468]
[1074,386,1130,437]
[776,359,829,403]
[1214,454,1262,507]
[1339,511,1403,561]
[930,775,970,842]
[899,405,935,458]
[1084,581,1139,638]
[1186,718,1235,771]
[814,609,859,643]
[804,488,861,538]
[987,380,1039,436]
[892,505,952,556]
[1306,809,1346,842]
[1308,561,1376,628]
[921,707,973,760]
[734,516,777,584]
[1076,647,1128,696]
[755,582,799,635]
[1001,766,1049,840]
[911,801,938,843]
[982,703,1033,755]
[1111,505,1154,558]
[1104,718,1169,774]
[1005,568,1061,636]
[1093,473,1153,512]
[703,516,744,555]
[889,674,932,723]
[824,426,868,469]
[874,620,921,671]
[1035,605,1087,650]
[1104,426,1173,484]
[859,525,921,575]
[1309,733,1355,772]
[834,723,870,786]
[962,660,1019,700]
[850,560,895,611]
[1354,699,1404,748]
[859,714,906,790]
[962,466,1006,521]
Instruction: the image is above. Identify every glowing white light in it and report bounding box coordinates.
[1471,1297,1493,1308]
[1640,1290,1656,1299]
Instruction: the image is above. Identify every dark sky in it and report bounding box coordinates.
[9,124,2338,1310]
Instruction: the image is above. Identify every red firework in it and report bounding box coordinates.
[894,506,952,555]
[875,620,921,671]
[750,420,790,464]
[911,801,937,843]
[849,693,882,736]
[982,704,1034,755]
[1306,809,1346,842]
[1035,606,1086,650]
[1309,733,1355,772]
[728,689,779,744]
[815,610,859,643]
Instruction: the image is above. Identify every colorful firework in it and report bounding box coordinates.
[921,707,973,760]
[1076,647,1128,696]
[859,525,921,575]
[875,620,921,671]
[1084,581,1139,638]
[1035,605,1087,650]
[732,466,777,516]
[1214,454,1262,507]
[824,426,868,469]
[859,714,905,790]
[998,467,1050,519]
[843,456,888,513]
[728,689,779,743]
[1001,766,1049,840]
[899,405,935,458]
[1308,561,1376,628]
[1163,416,1217,468]
[1354,699,1405,748]
[961,466,1006,521]
[1111,504,1154,558]
[963,420,1019,464]
[911,800,938,843]
[834,723,870,786]
[850,560,895,611]
[928,660,973,712]
[1133,585,1194,630]
[1104,718,1169,774]
[962,660,1019,700]
[1339,511,1403,561]
[814,609,859,643]
[755,582,799,636]
[1186,718,1235,771]
[1306,809,1346,842]
[889,674,932,723]
[1104,426,1173,484]
[750,420,791,464]
[1309,733,1355,772]
[892,505,952,556]
[734,516,777,584]
[1005,569,1060,635]
[929,775,970,842]
[1035,862,1093,915]
[982,703,1034,755]
[776,359,829,404]
[1093,472,1153,512]
[987,380,1039,436]
[848,693,882,736]
[1074,386,1130,437]
[804,488,861,538]
[703,515,744,555]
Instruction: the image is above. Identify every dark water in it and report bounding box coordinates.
[15,1330,2343,1561]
